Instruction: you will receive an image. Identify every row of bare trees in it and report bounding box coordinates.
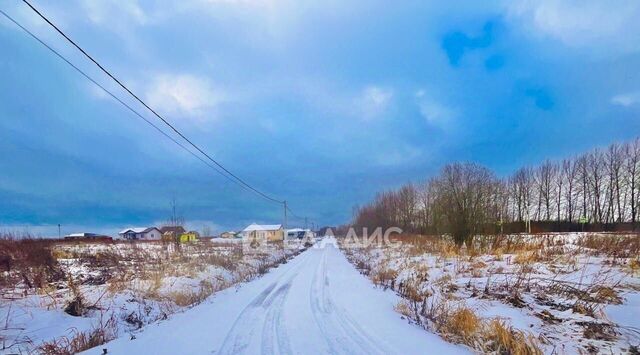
[508,140,640,224]
[352,138,640,245]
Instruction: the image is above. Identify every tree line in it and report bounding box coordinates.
[352,138,640,246]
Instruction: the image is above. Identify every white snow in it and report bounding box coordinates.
[340,233,640,354]
[81,239,467,354]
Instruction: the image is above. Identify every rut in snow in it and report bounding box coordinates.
[309,246,389,355]
[218,251,311,355]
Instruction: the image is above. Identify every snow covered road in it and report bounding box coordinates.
[87,239,466,355]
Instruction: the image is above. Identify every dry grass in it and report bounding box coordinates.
[165,279,227,308]
[146,271,164,298]
[483,319,542,355]
[3,237,302,354]
[106,274,130,295]
[630,257,640,274]
[340,232,638,353]
[424,299,542,354]
[514,251,541,265]
[166,288,203,307]
[370,265,399,289]
[38,314,117,354]
[577,233,640,258]
[594,286,623,305]
[0,237,64,290]
[394,300,413,318]
[443,307,480,341]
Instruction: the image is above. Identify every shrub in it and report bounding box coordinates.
[0,237,64,289]
[64,277,88,316]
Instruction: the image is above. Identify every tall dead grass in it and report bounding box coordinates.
[38,314,117,354]
[422,298,542,354]
[0,237,64,289]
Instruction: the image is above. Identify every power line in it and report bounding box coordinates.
[6,3,307,221]
[286,206,305,221]
[0,9,244,192]
[21,0,284,205]
[286,206,314,228]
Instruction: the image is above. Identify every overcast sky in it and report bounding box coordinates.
[2,0,640,236]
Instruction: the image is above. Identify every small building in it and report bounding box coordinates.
[160,226,186,241]
[220,231,239,239]
[64,232,111,241]
[179,231,199,243]
[119,227,162,241]
[286,228,305,239]
[242,223,284,242]
[286,228,315,240]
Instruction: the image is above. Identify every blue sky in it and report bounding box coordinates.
[2,0,640,236]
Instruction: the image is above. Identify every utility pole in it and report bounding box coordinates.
[283,200,288,231]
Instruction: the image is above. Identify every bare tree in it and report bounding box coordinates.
[510,167,533,225]
[606,143,625,222]
[352,137,640,239]
[535,161,557,221]
[562,159,578,222]
[588,151,605,223]
[493,180,510,234]
[397,184,417,231]
[576,154,590,221]
[417,179,436,234]
[434,163,496,247]
[625,139,640,224]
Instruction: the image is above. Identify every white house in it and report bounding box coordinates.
[119,227,162,241]
[242,223,284,242]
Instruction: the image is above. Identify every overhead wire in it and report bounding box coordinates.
[5,2,312,222]
[21,0,285,205]
[0,9,242,191]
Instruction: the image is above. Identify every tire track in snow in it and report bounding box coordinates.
[218,250,309,355]
[260,281,293,355]
[218,282,277,354]
[260,252,313,355]
[309,247,390,355]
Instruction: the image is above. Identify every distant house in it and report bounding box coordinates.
[64,232,111,241]
[119,227,162,241]
[179,231,199,243]
[160,226,186,241]
[286,228,305,239]
[220,231,239,239]
[286,228,315,240]
[242,223,284,242]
